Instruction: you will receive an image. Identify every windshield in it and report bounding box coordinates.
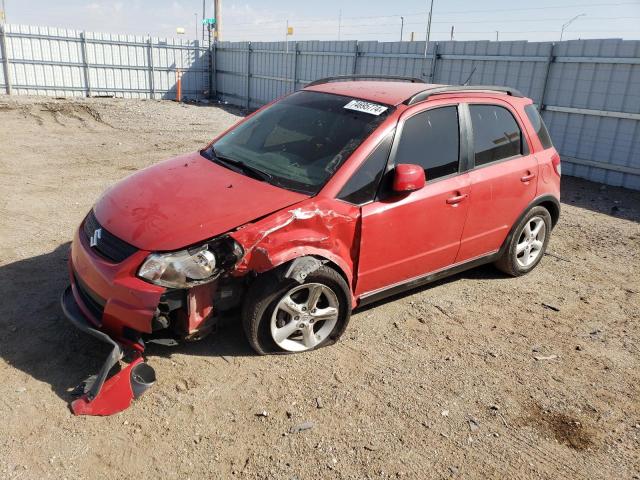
[206,91,392,194]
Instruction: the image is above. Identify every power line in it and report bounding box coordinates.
[224,29,639,40]
[226,15,640,33]
[227,13,639,32]
[339,1,640,20]
[225,1,640,27]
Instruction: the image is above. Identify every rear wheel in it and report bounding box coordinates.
[495,206,552,276]
[242,265,351,355]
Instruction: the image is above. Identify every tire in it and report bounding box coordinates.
[242,265,351,355]
[495,206,552,277]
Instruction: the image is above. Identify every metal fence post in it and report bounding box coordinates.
[292,41,298,92]
[539,42,556,109]
[0,24,12,95]
[80,31,91,97]
[429,42,439,82]
[352,41,359,75]
[209,41,216,100]
[147,38,155,99]
[246,41,251,109]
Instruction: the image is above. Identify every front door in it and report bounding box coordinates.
[355,104,471,297]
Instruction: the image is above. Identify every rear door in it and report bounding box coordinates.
[456,101,538,262]
[355,103,471,296]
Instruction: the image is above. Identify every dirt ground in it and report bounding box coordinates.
[0,95,639,480]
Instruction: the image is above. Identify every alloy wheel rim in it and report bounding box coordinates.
[270,283,339,352]
[515,216,546,268]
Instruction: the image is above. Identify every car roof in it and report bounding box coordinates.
[303,80,446,106]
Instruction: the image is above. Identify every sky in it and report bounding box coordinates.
[3,0,639,43]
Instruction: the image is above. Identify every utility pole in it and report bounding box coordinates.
[496,31,499,41]
[410,31,415,42]
[202,0,206,44]
[424,0,434,57]
[214,0,222,42]
[400,16,404,42]
[338,9,342,41]
[450,25,454,41]
[560,13,585,41]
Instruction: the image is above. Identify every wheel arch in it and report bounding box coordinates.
[499,194,560,256]
[535,196,560,228]
[245,250,355,303]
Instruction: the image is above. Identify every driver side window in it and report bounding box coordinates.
[394,106,460,181]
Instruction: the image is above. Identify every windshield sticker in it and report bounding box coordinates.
[343,100,388,116]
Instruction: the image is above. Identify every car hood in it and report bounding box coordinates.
[93,151,309,251]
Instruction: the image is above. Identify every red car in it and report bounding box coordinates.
[62,76,560,415]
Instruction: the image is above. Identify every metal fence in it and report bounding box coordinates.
[1,24,639,190]
[213,39,640,190]
[0,24,210,99]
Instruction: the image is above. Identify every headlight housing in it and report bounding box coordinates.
[138,237,243,289]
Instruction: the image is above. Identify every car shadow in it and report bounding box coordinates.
[0,243,253,404]
[354,263,505,314]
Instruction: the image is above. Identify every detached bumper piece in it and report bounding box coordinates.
[61,287,156,416]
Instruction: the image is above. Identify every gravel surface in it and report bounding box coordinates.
[0,95,639,479]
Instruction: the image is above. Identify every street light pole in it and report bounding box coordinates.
[424,0,434,57]
[202,0,206,44]
[214,0,222,42]
[400,16,404,42]
[560,13,585,41]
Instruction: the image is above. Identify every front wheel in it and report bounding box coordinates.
[242,265,351,355]
[495,206,552,276]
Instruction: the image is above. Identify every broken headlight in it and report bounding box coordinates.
[138,237,243,289]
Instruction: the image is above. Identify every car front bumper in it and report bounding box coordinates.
[60,286,124,398]
[61,225,163,415]
[69,225,165,336]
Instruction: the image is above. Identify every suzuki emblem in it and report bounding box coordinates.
[90,228,102,247]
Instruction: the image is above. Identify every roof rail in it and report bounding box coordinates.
[306,75,426,88]
[406,85,524,105]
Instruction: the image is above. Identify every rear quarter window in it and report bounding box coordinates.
[524,104,553,150]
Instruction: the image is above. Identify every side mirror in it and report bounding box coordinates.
[393,164,425,193]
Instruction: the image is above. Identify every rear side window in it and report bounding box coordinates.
[470,105,522,166]
[338,133,393,205]
[524,104,553,149]
[394,106,460,181]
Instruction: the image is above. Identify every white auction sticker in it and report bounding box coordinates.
[343,99,388,116]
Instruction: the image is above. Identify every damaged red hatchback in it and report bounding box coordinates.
[62,76,561,414]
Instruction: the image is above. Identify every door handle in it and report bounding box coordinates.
[521,172,536,183]
[446,193,468,205]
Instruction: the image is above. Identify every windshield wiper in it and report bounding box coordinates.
[208,146,272,183]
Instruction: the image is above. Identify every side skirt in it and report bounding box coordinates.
[357,251,500,308]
